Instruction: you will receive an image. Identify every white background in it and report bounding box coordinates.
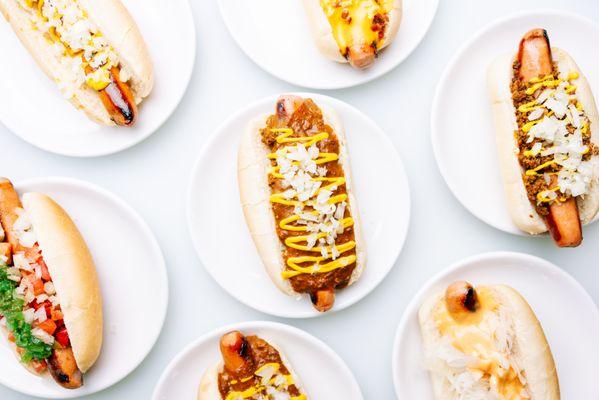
[0,0,598,399]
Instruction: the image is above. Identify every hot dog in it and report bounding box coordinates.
[238,95,366,312]
[487,29,599,246]
[0,178,102,389]
[0,0,153,126]
[419,281,560,400]
[197,331,308,400]
[302,0,402,69]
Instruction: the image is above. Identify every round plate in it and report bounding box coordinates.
[218,0,438,89]
[187,93,410,318]
[152,321,363,400]
[0,177,168,398]
[0,0,196,157]
[392,251,599,399]
[431,10,599,235]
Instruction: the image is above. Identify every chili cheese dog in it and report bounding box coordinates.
[198,331,308,400]
[0,178,102,389]
[238,95,365,312]
[302,0,402,69]
[0,0,153,126]
[487,29,599,247]
[419,281,560,400]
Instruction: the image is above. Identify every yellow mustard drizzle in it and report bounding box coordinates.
[320,0,393,54]
[267,128,356,280]
[25,0,114,91]
[225,362,306,400]
[520,71,591,186]
[434,288,527,399]
[525,160,556,176]
[537,186,561,203]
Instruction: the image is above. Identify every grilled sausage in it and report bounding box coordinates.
[310,288,336,312]
[347,44,376,69]
[517,29,583,247]
[220,331,254,378]
[98,67,138,126]
[445,281,479,319]
[48,347,83,389]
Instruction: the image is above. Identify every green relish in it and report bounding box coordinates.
[0,263,52,362]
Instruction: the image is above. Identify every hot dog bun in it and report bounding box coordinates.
[22,192,102,373]
[419,283,560,400]
[487,48,599,235]
[197,338,307,400]
[237,101,365,298]
[302,0,402,67]
[0,0,153,125]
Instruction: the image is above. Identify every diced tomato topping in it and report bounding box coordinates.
[38,260,51,282]
[36,319,57,336]
[8,333,15,343]
[27,275,44,296]
[50,308,63,321]
[54,327,70,347]
[23,245,51,281]
[44,302,53,318]
[30,359,47,374]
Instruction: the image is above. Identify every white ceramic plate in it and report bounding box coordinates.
[188,93,410,318]
[0,0,196,157]
[392,251,599,399]
[218,0,438,89]
[0,177,168,398]
[431,10,599,235]
[152,321,363,400]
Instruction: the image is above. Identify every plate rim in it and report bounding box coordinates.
[430,8,599,236]
[0,0,197,158]
[1,176,169,398]
[186,92,411,318]
[391,250,599,399]
[216,0,440,90]
[151,320,364,400]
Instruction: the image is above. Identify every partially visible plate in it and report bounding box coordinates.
[0,177,168,398]
[392,251,599,399]
[187,93,410,318]
[218,0,438,89]
[0,0,196,157]
[152,321,363,400]
[431,10,599,235]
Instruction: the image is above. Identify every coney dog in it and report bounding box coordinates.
[197,331,308,400]
[419,281,560,400]
[302,0,402,69]
[0,0,153,126]
[238,95,365,312]
[0,178,102,389]
[487,29,599,247]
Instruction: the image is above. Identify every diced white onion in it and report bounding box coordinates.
[23,308,35,324]
[31,328,54,345]
[44,282,56,295]
[34,307,47,323]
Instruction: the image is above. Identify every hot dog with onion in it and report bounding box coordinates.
[0,178,102,389]
[302,0,402,69]
[487,29,599,246]
[197,331,308,400]
[238,95,365,312]
[0,0,153,126]
[419,281,560,399]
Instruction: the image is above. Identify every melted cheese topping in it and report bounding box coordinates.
[320,0,394,54]
[268,128,356,279]
[517,71,593,204]
[19,0,119,91]
[433,288,529,399]
[224,362,307,400]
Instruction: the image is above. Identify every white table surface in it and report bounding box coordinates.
[1,0,598,399]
